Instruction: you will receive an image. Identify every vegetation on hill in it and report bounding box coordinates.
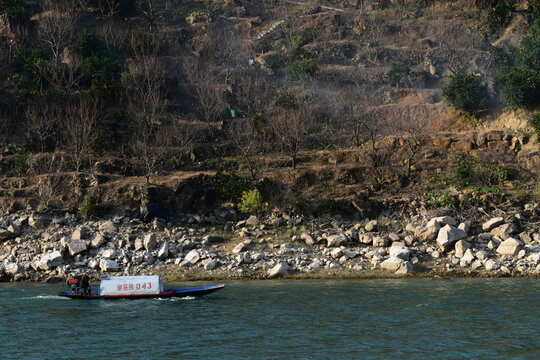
[0,0,538,215]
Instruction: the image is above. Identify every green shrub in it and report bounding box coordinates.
[488,0,516,29]
[489,45,516,70]
[83,56,123,97]
[238,189,267,215]
[13,148,28,176]
[79,194,96,218]
[529,0,540,17]
[443,70,489,115]
[71,29,106,58]
[531,112,540,136]
[212,172,251,202]
[11,48,47,95]
[494,66,540,107]
[386,61,411,86]
[275,88,298,109]
[0,0,30,22]
[454,154,475,185]
[287,57,319,80]
[517,34,540,71]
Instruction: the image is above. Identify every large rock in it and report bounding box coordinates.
[482,217,504,232]
[436,225,467,252]
[358,233,373,245]
[389,246,410,261]
[300,233,316,246]
[406,223,437,241]
[491,223,518,240]
[267,262,289,278]
[326,234,347,247]
[203,258,217,270]
[454,240,471,258]
[157,241,169,260]
[100,259,120,272]
[5,262,20,275]
[460,249,475,266]
[0,229,13,242]
[72,227,89,240]
[215,206,237,222]
[245,215,259,227]
[485,259,500,271]
[99,221,118,235]
[380,257,410,273]
[496,237,524,257]
[91,234,106,248]
[232,242,247,253]
[372,236,390,247]
[134,238,145,251]
[364,220,378,232]
[101,248,116,259]
[38,251,63,270]
[7,223,20,236]
[67,240,88,256]
[28,214,52,229]
[144,233,156,251]
[395,261,413,275]
[184,249,201,264]
[429,216,457,228]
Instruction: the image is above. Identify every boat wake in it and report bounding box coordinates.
[156,296,196,302]
[22,295,67,300]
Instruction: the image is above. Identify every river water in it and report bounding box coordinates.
[1,279,538,359]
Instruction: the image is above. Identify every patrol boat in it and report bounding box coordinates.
[59,275,225,300]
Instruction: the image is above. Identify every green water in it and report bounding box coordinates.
[1,279,538,359]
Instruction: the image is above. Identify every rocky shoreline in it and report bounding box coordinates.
[1,206,539,283]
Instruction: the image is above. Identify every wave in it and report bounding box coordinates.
[21,295,67,300]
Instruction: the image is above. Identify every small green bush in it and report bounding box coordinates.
[489,45,516,70]
[531,112,540,136]
[79,195,96,218]
[517,34,540,71]
[454,154,475,185]
[386,61,411,86]
[488,0,516,29]
[213,172,251,202]
[11,48,46,95]
[275,88,298,109]
[0,0,30,22]
[83,56,123,97]
[287,57,319,80]
[71,29,106,58]
[443,70,489,115]
[13,148,28,176]
[238,189,267,215]
[494,66,540,107]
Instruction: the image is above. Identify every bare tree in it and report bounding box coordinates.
[235,70,273,119]
[62,97,100,172]
[347,104,385,150]
[269,106,314,170]
[171,117,200,152]
[96,0,120,18]
[28,152,66,209]
[38,54,84,93]
[97,18,128,56]
[123,55,167,124]
[24,101,61,152]
[129,122,172,183]
[392,109,431,178]
[37,0,79,61]
[183,56,227,123]
[226,117,267,180]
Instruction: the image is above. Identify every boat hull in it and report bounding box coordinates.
[59,284,225,300]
